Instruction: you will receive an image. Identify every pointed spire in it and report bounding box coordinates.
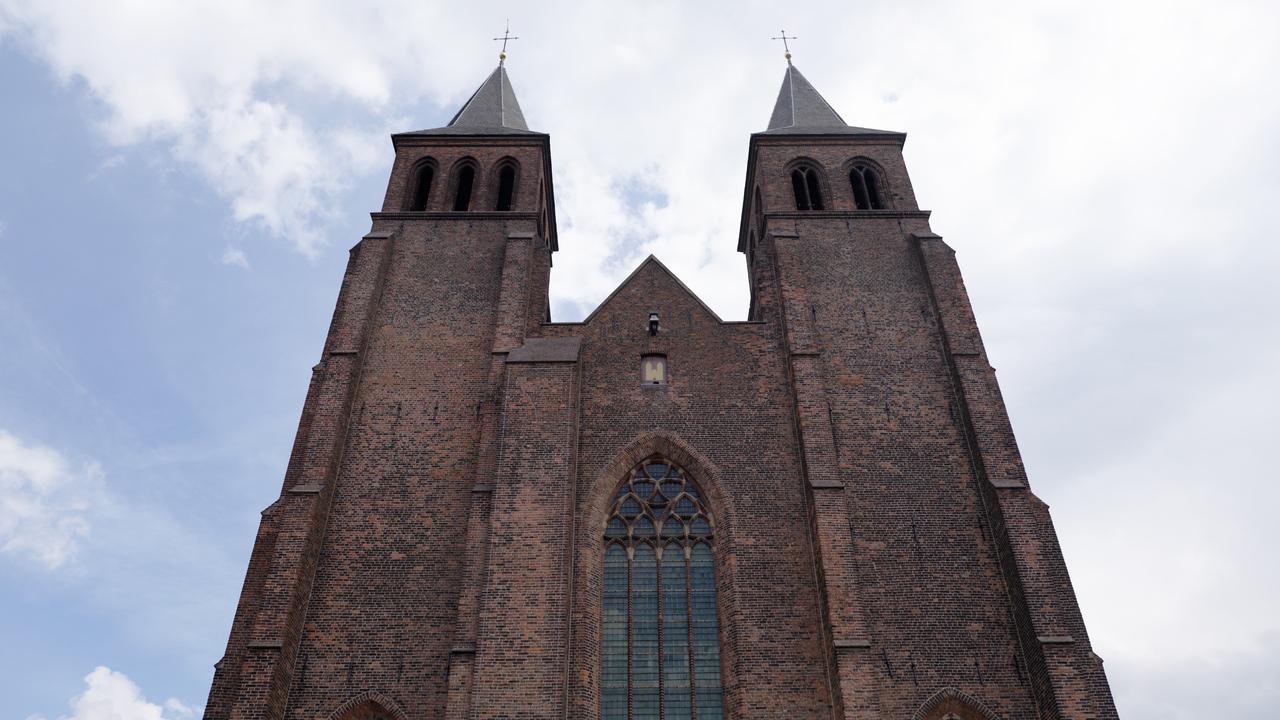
[405,63,537,136]
[763,64,898,136]
[767,63,846,131]
[446,64,530,131]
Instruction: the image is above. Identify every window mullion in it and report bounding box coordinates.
[685,543,696,720]
[627,546,634,720]
[657,546,665,720]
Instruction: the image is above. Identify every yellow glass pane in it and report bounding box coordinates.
[642,356,666,384]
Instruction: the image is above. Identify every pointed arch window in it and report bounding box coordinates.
[849,163,886,210]
[407,163,434,211]
[495,163,517,211]
[452,164,476,211]
[603,459,723,720]
[790,166,824,211]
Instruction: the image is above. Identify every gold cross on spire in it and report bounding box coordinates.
[771,29,797,64]
[494,19,519,65]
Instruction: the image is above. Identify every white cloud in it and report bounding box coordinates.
[0,429,102,569]
[30,667,197,720]
[219,246,250,269]
[0,0,413,255]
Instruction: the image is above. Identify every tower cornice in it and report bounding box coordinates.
[390,132,550,147]
[371,211,543,222]
[750,131,907,147]
[764,209,931,220]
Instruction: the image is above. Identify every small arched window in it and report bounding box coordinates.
[452,164,476,211]
[790,166,824,211]
[849,163,886,210]
[495,164,517,211]
[407,163,434,211]
[603,459,723,720]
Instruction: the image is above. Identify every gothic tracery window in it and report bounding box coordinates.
[849,163,886,210]
[603,459,723,720]
[790,166,824,211]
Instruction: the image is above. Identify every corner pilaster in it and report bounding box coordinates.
[468,338,582,720]
[771,230,882,720]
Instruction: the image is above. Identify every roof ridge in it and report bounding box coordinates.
[498,66,506,126]
[786,65,796,128]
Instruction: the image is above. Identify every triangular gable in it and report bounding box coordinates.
[579,255,725,325]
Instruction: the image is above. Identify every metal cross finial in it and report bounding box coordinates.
[494,20,519,64]
[771,29,797,64]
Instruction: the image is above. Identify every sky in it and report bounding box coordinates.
[0,1,1277,718]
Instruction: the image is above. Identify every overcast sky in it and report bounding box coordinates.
[1,1,1277,719]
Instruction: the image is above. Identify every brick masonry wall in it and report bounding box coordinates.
[540,259,836,720]
[206,130,558,720]
[206,125,1117,720]
[748,137,1117,719]
[282,217,509,720]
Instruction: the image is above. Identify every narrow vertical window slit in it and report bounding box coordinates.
[791,169,810,210]
[496,164,516,211]
[866,168,884,209]
[409,164,434,211]
[851,169,870,209]
[453,165,475,211]
[805,169,824,210]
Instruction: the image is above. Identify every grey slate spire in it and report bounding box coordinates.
[408,64,536,135]
[763,63,897,135]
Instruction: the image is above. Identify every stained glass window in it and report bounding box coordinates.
[602,459,723,720]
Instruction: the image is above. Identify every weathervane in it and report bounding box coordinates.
[494,20,519,65]
[771,29,797,64]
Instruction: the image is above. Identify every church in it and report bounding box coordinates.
[203,51,1119,720]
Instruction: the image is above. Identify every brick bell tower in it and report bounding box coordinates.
[739,58,1119,719]
[203,58,561,720]
[204,50,1119,720]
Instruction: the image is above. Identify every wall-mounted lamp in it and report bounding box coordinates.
[648,312,660,336]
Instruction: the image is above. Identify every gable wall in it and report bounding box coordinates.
[547,261,837,720]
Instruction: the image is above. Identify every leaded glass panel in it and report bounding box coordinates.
[603,544,629,720]
[632,545,660,719]
[601,458,724,720]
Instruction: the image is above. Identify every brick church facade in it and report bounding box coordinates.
[204,59,1119,720]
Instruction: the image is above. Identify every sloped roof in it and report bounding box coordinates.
[403,64,537,136]
[763,63,898,136]
[579,255,725,325]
